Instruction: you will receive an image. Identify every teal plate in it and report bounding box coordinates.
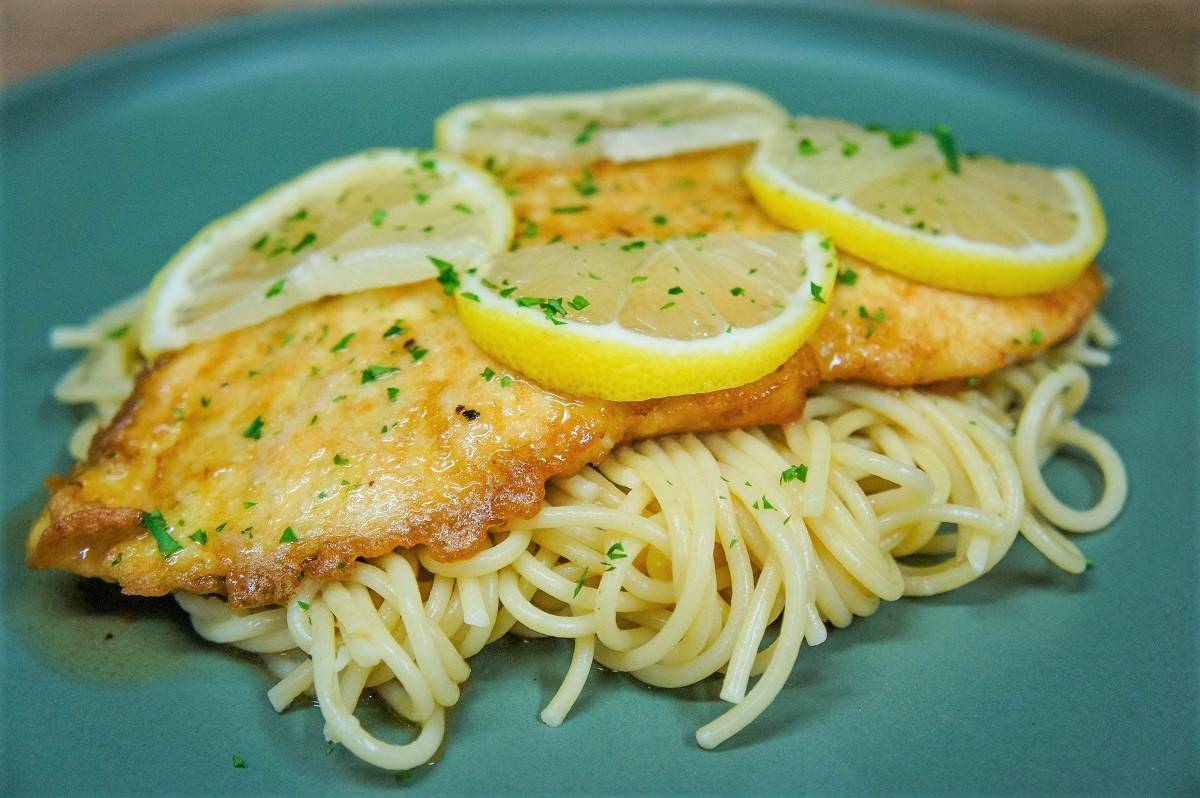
[2,2,1197,795]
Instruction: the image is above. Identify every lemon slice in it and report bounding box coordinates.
[744,117,1106,295]
[140,149,514,355]
[455,232,836,401]
[435,80,788,168]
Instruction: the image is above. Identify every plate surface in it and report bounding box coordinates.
[2,2,1197,795]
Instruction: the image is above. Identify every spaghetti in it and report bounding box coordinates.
[133,317,1120,770]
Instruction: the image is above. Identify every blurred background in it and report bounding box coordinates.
[1,0,1197,89]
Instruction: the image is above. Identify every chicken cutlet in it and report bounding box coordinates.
[28,283,819,607]
[504,145,1105,384]
[29,145,1105,608]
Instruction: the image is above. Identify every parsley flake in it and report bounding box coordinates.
[279,527,298,544]
[141,510,183,557]
[264,279,285,298]
[429,256,460,295]
[242,416,265,440]
[569,295,590,311]
[810,282,826,304]
[330,332,356,352]
[780,464,808,483]
[361,364,400,384]
[333,454,349,466]
[931,123,960,174]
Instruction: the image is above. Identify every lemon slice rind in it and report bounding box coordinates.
[745,119,1106,295]
[456,232,835,401]
[436,80,789,168]
[141,149,514,356]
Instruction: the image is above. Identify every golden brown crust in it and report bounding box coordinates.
[29,146,1106,607]
[808,258,1106,385]
[28,283,813,607]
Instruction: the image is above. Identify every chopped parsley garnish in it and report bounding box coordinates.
[517,296,569,325]
[730,286,745,296]
[429,256,460,295]
[189,530,208,545]
[460,291,481,302]
[332,394,347,402]
[264,278,286,298]
[621,240,646,252]
[630,274,648,283]
[809,282,826,304]
[760,496,775,510]
[251,233,269,251]
[839,137,860,157]
[553,205,588,214]
[499,376,512,388]
[573,167,598,197]
[780,464,808,483]
[200,396,212,408]
[1028,327,1043,345]
[242,416,265,440]
[289,208,308,221]
[243,501,257,509]
[291,232,317,254]
[667,286,683,296]
[660,301,676,310]
[453,203,473,214]
[481,367,496,382]
[606,542,627,561]
[361,364,400,383]
[298,600,311,611]
[106,324,131,340]
[333,453,349,466]
[574,120,600,146]
[569,295,590,311]
[279,527,298,544]
[931,124,960,174]
[966,375,979,387]
[387,387,400,402]
[232,755,247,769]
[797,137,822,155]
[409,346,429,362]
[836,269,858,286]
[858,305,885,322]
[573,567,588,597]
[141,510,183,557]
[522,220,539,238]
[383,321,407,338]
[330,332,356,352]
[864,123,916,148]
[652,214,668,225]
[369,208,387,227]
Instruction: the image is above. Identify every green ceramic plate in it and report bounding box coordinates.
[2,2,1196,795]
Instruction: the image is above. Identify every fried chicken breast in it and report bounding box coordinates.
[28,145,1104,607]
[27,284,818,606]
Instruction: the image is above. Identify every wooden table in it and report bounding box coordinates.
[1,0,1196,90]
